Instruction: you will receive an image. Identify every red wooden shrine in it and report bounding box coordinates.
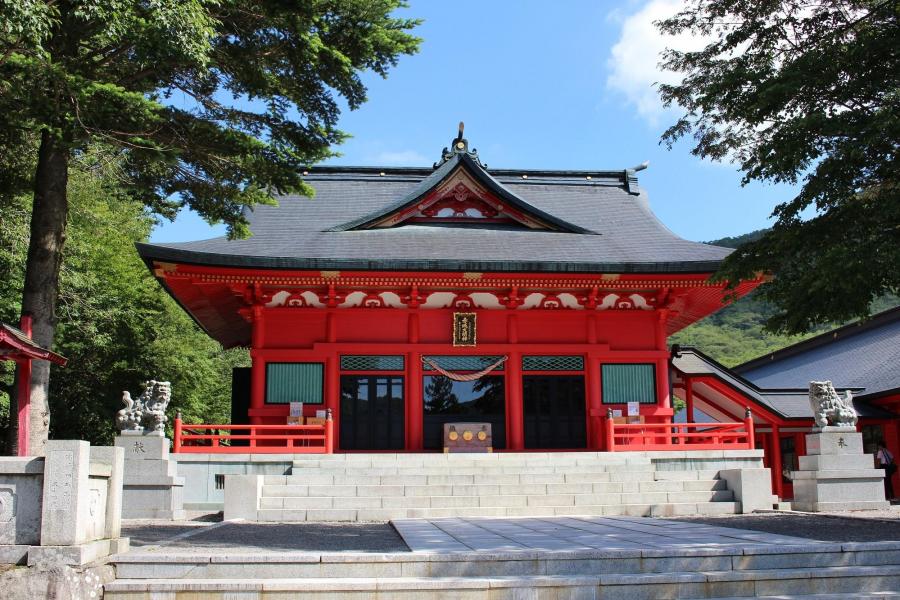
[141,126,764,455]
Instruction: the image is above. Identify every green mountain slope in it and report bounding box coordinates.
[669,230,899,367]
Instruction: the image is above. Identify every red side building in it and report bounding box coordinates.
[672,305,900,499]
[138,130,761,453]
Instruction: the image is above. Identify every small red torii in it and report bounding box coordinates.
[0,315,67,456]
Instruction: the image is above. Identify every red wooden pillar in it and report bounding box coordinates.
[250,304,266,425]
[587,314,598,344]
[16,358,31,457]
[249,305,265,425]
[771,425,784,500]
[407,351,423,451]
[685,377,695,423]
[586,356,602,450]
[16,314,33,456]
[656,310,671,410]
[325,354,340,449]
[249,352,265,424]
[406,313,423,451]
[507,352,524,450]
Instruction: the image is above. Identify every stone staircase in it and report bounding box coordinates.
[228,452,757,522]
[105,540,900,599]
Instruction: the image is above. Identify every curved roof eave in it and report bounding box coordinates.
[135,242,726,274]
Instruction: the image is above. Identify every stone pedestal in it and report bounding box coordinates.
[115,434,185,520]
[791,427,889,512]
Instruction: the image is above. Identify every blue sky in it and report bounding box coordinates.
[151,0,796,244]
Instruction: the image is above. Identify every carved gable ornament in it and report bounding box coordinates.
[363,165,562,230]
[331,123,593,235]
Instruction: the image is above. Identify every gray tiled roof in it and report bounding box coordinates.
[137,160,732,273]
[672,347,891,420]
[736,307,900,397]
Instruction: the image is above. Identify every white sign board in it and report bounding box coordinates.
[316,409,327,419]
[611,409,623,418]
[627,402,640,417]
[290,402,303,417]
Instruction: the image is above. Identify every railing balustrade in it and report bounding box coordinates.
[173,410,334,454]
[605,409,755,451]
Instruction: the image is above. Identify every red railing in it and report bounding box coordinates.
[173,410,334,454]
[605,409,755,451]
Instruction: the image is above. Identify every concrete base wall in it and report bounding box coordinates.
[174,455,294,510]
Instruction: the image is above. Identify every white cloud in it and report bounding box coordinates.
[606,0,706,123]
[369,150,429,166]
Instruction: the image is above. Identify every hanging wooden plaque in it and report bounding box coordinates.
[452,312,477,347]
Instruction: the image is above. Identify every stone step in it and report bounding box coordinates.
[270,473,728,490]
[252,501,740,521]
[110,542,900,580]
[103,565,900,599]
[258,489,734,510]
[288,465,660,477]
[290,452,652,465]
[260,481,733,501]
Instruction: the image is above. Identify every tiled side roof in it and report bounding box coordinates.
[735,307,900,396]
[137,164,732,273]
[672,347,890,419]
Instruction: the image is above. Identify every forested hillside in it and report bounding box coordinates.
[670,230,899,366]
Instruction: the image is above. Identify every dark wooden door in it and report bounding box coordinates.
[523,375,587,449]
[340,376,405,450]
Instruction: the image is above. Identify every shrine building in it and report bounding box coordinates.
[137,127,763,454]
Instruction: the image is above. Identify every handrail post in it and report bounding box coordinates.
[325,408,334,454]
[605,409,615,452]
[744,407,755,450]
[173,412,182,453]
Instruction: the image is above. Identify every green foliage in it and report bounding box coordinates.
[658,1,899,334]
[0,0,421,235]
[0,155,249,451]
[671,231,900,366]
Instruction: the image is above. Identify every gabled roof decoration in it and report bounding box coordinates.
[331,125,594,234]
[434,122,487,169]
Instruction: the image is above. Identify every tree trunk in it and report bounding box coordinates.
[18,130,69,456]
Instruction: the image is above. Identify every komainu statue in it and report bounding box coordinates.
[141,380,172,433]
[116,380,172,434]
[808,380,857,429]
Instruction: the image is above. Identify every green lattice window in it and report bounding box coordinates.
[266,363,324,404]
[522,356,584,371]
[601,364,656,404]
[423,356,505,371]
[340,355,405,371]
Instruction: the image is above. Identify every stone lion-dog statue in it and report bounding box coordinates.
[808,380,857,429]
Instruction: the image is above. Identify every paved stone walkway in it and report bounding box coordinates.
[392,515,823,553]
